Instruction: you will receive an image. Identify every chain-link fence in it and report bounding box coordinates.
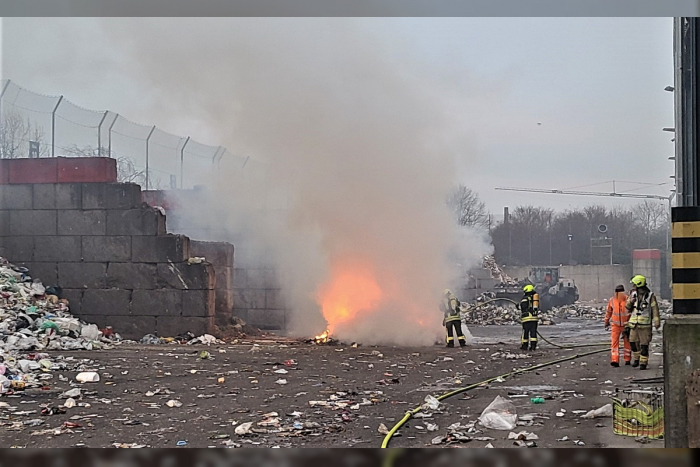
[0,79,254,191]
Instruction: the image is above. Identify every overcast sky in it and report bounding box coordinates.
[0,17,675,214]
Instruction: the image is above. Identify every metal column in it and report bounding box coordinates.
[179,136,190,189]
[97,110,109,156]
[145,125,156,190]
[0,80,11,159]
[51,96,64,158]
[665,17,700,448]
[107,114,119,157]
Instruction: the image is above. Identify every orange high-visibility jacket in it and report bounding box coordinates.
[605,293,630,327]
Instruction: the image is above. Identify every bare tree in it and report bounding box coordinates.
[446,184,488,229]
[0,109,48,159]
[62,144,119,159]
[635,200,667,248]
[116,156,147,186]
[60,144,162,189]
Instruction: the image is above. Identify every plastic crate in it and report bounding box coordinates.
[612,389,664,439]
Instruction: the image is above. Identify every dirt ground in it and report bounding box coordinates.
[0,320,665,449]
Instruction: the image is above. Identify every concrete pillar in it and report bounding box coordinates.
[632,249,662,291]
[665,207,700,447]
[666,18,700,448]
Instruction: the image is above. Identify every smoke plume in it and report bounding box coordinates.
[103,18,493,345]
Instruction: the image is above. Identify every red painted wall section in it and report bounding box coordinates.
[632,249,661,260]
[0,157,117,184]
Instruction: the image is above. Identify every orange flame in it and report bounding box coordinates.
[314,329,330,343]
[316,259,383,335]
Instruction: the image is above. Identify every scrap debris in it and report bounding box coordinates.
[482,255,517,285]
[462,300,607,326]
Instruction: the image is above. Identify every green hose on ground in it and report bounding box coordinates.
[380,346,608,448]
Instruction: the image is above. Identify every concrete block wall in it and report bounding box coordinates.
[143,188,291,331]
[190,240,235,327]
[632,249,662,293]
[232,267,287,330]
[0,180,216,339]
[503,264,633,302]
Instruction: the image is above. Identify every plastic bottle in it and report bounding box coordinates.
[531,397,545,404]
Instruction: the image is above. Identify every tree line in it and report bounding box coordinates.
[448,184,669,266]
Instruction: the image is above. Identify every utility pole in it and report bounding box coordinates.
[664,17,700,449]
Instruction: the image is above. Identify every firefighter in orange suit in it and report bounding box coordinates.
[605,284,631,367]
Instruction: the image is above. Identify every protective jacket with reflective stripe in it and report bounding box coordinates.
[520,292,539,323]
[605,293,629,327]
[443,293,461,323]
[626,288,660,328]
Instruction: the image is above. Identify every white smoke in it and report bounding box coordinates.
[103,18,495,344]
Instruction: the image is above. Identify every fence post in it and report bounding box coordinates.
[180,136,190,189]
[212,145,223,163]
[51,95,64,158]
[145,125,156,190]
[107,113,119,158]
[97,110,109,156]
[0,79,11,159]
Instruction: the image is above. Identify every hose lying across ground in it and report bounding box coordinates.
[380,346,608,448]
[381,298,610,449]
[471,297,609,348]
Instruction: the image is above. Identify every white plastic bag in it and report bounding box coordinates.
[478,395,518,430]
[580,403,613,419]
[76,372,100,383]
[235,422,253,435]
[421,394,441,411]
[80,324,102,341]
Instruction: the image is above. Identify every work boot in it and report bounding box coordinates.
[632,360,639,368]
[625,361,631,366]
[529,344,537,352]
[639,364,647,370]
[520,344,528,351]
[446,342,454,348]
[459,341,467,348]
[610,361,619,367]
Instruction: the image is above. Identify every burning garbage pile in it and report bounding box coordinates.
[305,329,339,346]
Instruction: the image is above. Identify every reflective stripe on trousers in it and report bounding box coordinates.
[610,325,631,362]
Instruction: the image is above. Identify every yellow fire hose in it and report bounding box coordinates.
[379,297,613,450]
[380,346,608,449]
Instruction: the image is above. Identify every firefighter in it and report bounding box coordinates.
[442,289,466,348]
[605,284,631,367]
[519,284,539,351]
[626,275,661,370]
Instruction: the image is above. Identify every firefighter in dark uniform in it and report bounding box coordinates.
[519,284,539,351]
[442,289,466,348]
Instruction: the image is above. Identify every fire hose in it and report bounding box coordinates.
[469,297,609,348]
[380,298,611,449]
[380,346,608,449]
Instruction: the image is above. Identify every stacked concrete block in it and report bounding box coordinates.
[1,178,216,340]
[190,240,234,327]
[232,267,287,330]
